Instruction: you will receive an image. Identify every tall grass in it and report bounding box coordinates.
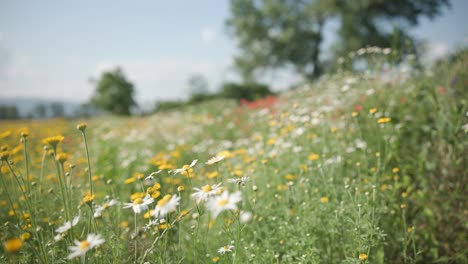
[0,50,466,263]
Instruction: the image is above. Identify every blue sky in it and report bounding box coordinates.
[1,0,467,105]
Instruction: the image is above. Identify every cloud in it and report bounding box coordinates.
[200,27,217,44]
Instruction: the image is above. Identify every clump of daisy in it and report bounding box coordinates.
[191,183,223,203]
[205,155,225,165]
[152,194,180,218]
[228,176,249,186]
[171,160,197,177]
[67,233,105,259]
[145,170,162,181]
[94,199,118,218]
[206,191,242,218]
[217,244,234,255]
[123,194,154,214]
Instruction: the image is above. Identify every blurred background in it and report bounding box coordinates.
[0,0,466,119]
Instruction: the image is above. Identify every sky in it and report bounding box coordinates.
[0,0,467,106]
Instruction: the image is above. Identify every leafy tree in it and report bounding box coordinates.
[91,67,136,115]
[187,74,213,103]
[33,103,47,119]
[226,0,450,81]
[0,106,19,119]
[50,102,65,117]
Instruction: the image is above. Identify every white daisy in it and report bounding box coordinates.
[228,176,249,186]
[171,160,197,175]
[206,191,242,218]
[143,219,160,232]
[145,170,162,181]
[123,195,154,214]
[217,244,234,254]
[191,183,223,203]
[56,215,80,234]
[205,155,225,165]
[152,194,180,218]
[94,199,118,218]
[67,233,105,259]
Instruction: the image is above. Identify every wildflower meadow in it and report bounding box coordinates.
[1,50,467,263]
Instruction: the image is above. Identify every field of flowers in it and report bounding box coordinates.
[1,51,467,263]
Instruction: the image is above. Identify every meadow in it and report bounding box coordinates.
[1,49,467,263]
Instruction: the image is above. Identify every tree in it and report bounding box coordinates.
[33,104,47,119]
[226,0,450,81]
[187,74,213,103]
[0,106,19,119]
[90,67,136,115]
[50,102,65,117]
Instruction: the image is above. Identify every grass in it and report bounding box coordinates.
[0,50,466,263]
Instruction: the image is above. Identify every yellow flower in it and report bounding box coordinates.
[0,151,10,161]
[400,204,407,209]
[76,122,87,131]
[81,192,96,205]
[56,153,69,163]
[320,197,329,203]
[377,117,391,124]
[42,135,65,147]
[124,177,136,184]
[352,112,359,117]
[21,233,31,241]
[284,174,297,181]
[359,253,368,261]
[212,256,220,262]
[308,153,320,161]
[20,130,29,138]
[392,167,400,173]
[206,171,219,179]
[276,184,288,191]
[4,237,23,253]
[369,108,377,114]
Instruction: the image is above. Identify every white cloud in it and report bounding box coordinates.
[201,27,217,44]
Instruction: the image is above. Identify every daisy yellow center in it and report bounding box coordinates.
[218,199,228,206]
[133,198,143,205]
[183,165,190,170]
[223,246,229,250]
[158,195,172,207]
[202,185,212,193]
[80,240,90,250]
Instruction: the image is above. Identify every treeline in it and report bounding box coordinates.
[155,82,274,112]
[0,102,99,120]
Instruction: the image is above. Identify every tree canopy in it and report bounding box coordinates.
[226,0,450,81]
[90,68,136,115]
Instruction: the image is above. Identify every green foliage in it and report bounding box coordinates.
[91,67,136,115]
[221,82,273,101]
[0,105,19,119]
[50,102,64,117]
[154,100,186,112]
